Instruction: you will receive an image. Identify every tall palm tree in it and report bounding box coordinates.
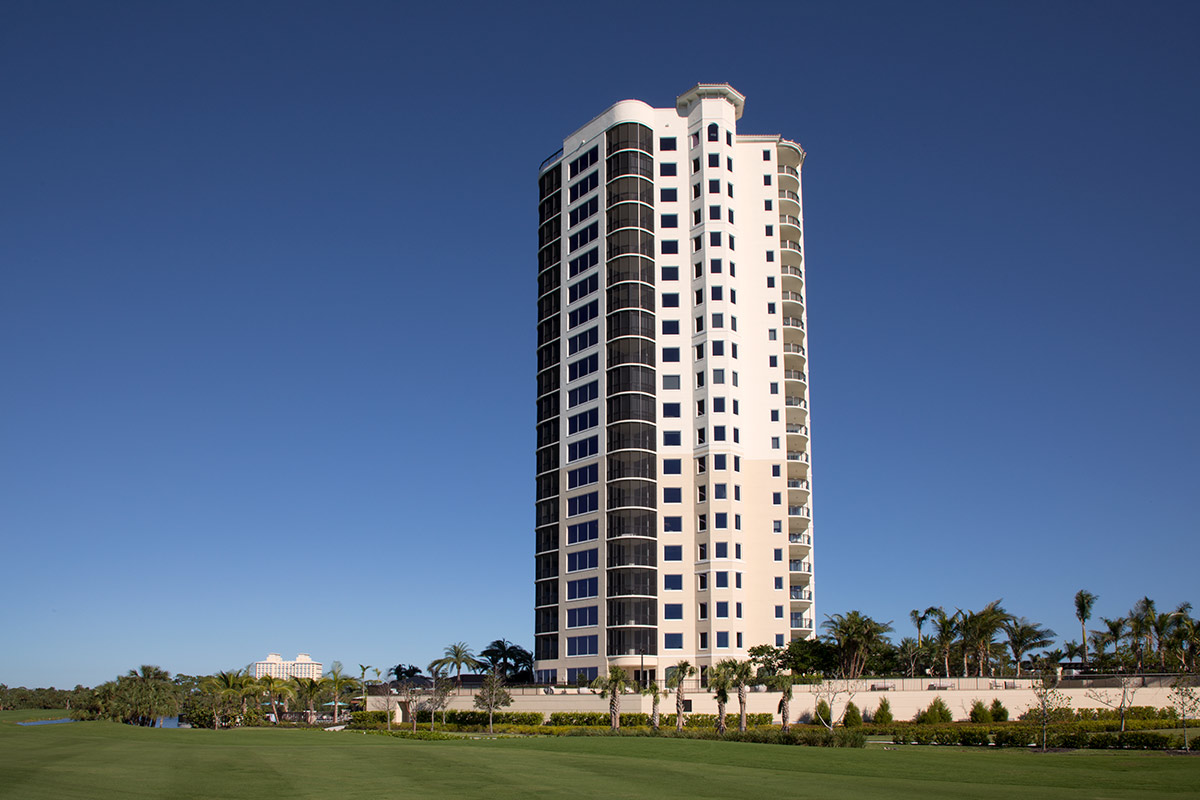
[1091,616,1127,669]
[897,637,922,678]
[480,639,527,680]
[707,663,732,734]
[256,675,293,723]
[641,680,663,729]
[716,659,756,732]
[123,665,178,727]
[1128,598,1156,672]
[203,671,244,729]
[668,661,695,731]
[910,609,928,648]
[961,600,1010,676]
[431,642,485,687]
[291,676,331,724]
[929,608,961,678]
[1074,590,1097,666]
[326,663,359,725]
[1004,617,1056,676]
[591,666,631,730]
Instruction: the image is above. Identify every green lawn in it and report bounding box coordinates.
[1,713,1196,799]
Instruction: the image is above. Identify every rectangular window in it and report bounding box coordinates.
[698,543,707,561]
[713,425,726,441]
[568,171,598,202]
[692,182,701,199]
[567,300,598,329]
[695,343,705,361]
[713,454,726,470]
[568,247,599,278]
[568,196,598,227]
[709,205,721,221]
[708,179,720,193]
[660,162,677,176]
[708,153,719,167]
[663,458,682,474]
[716,601,729,618]
[661,214,678,229]
[567,353,599,381]
[569,146,598,178]
[737,632,743,648]
[763,174,773,186]
[699,632,709,649]
[567,606,599,628]
[736,572,742,588]
[567,436,598,462]
[660,187,677,202]
[662,347,680,362]
[664,633,683,649]
[774,577,784,590]
[774,548,783,562]
[566,549,598,573]
[663,516,682,532]
[773,492,782,505]
[568,380,598,407]
[567,492,599,517]
[664,574,683,590]
[566,634,599,656]
[663,373,681,389]
[711,286,723,301]
[713,483,727,500]
[663,402,681,418]
[660,137,677,151]
[692,157,700,174]
[567,463,598,489]
[567,326,598,355]
[662,293,679,307]
[662,320,680,335]
[568,222,598,253]
[771,436,780,449]
[567,520,599,544]
[698,573,708,590]
[709,231,721,247]
[711,341,724,357]
[663,431,681,446]
[712,397,725,413]
[715,542,728,559]
[698,602,708,619]
[566,577,598,599]
[663,487,682,503]
[664,545,683,561]
[662,240,679,255]
[716,571,728,588]
[715,512,728,529]
[765,199,773,210]
[716,631,729,648]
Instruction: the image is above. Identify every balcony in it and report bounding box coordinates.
[781,240,802,255]
[790,613,813,629]
[783,370,807,383]
[789,560,812,574]
[779,213,801,231]
[781,265,804,281]
[790,587,813,601]
[778,189,800,203]
[778,164,799,178]
[782,343,805,356]
[782,317,805,331]
[788,506,811,519]
[781,291,804,304]
[786,452,809,463]
[783,396,807,409]
[786,424,808,436]
[789,533,812,546]
[787,479,809,490]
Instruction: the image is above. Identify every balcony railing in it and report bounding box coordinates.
[779,214,801,228]
[789,533,812,545]
[778,165,799,177]
[778,190,800,202]
[790,614,813,629]
[782,317,805,329]
[789,560,812,573]
[783,370,807,381]
[782,266,804,279]
[781,291,804,302]
[786,424,808,435]
[782,343,806,355]
[787,452,809,463]
[784,397,808,409]
[781,240,802,253]
[787,479,810,490]
[790,587,813,600]
[788,506,811,518]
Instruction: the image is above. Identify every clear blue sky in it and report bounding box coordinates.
[3,1,1197,689]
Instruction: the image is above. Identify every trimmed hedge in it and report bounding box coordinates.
[415,710,545,726]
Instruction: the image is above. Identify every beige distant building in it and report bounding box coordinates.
[251,653,322,680]
[534,84,814,686]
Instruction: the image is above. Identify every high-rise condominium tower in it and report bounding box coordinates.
[534,85,813,685]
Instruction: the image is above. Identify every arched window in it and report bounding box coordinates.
[707,123,719,142]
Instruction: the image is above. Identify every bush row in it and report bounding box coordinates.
[892,725,1194,750]
[545,712,772,728]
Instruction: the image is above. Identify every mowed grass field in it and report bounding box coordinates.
[1,711,1196,800]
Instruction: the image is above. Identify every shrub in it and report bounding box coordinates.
[422,710,544,726]
[933,728,960,746]
[910,728,935,746]
[843,702,862,728]
[833,728,867,748]
[969,700,992,724]
[814,700,832,726]
[993,727,1035,748]
[958,728,991,746]
[1118,732,1171,750]
[1048,730,1091,749]
[989,699,1009,722]
[874,698,894,725]
[547,712,609,727]
[349,711,389,727]
[914,697,954,725]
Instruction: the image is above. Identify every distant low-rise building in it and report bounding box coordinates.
[251,653,322,680]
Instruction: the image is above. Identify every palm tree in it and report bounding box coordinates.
[715,659,756,732]
[291,676,331,724]
[326,663,359,725]
[960,600,1010,676]
[358,664,372,709]
[1092,616,1127,668]
[910,608,930,647]
[1128,597,1157,672]
[256,675,293,723]
[897,637,922,678]
[929,608,961,678]
[707,663,732,734]
[1004,617,1056,676]
[591,666,632,730]
[641,681,663,729]
[822,610,894,679]
[203,671,244,729]
[1074,590,1097,666]
[772,673,794,731]
[480,639,531,681]
[668,661,695,731]
[431,642,485,687]
[123,665,178,727]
